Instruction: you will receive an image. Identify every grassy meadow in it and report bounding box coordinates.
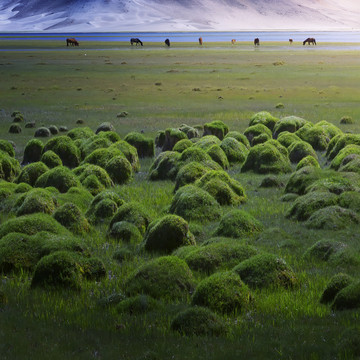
[1,40,360,359]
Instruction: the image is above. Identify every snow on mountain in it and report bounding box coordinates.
[0,0,359,32]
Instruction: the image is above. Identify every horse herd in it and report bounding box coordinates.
[65,37,317,48]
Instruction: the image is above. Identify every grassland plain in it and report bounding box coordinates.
[0,40,360,359]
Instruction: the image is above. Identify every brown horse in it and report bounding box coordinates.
[66,38,79,46]
[130,38,143,46]
[231,39,236,44]
[199,37,203,45]
[254,38,260,46]
[303,37,316,45]
[289,39,293,44]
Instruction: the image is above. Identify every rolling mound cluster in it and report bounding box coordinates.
[2,110,360,336]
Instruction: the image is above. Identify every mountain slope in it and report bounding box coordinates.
[0,0,359,31]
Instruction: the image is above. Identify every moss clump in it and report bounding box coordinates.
[42,136,81,169]
[171,306,227,336]
[15,188,58,216]
[83,147,124,169]
[191,271,252,314]
[53,203,90,234]
[143,215,195,254]
[224,131,250,148]
[220,137,249,165]
[174,162,209,191]
[288,141,317,163]
[34,127,51,138]
[295,125,329,151]
[277,131,302,148]
[214,209,263,238]
[233,253,296,288]
[284,166,324,195]
[41,150,62,168]
[332,281,360,310]
[98,131,121,144]
[22,139,44,165]
[155,130,166,148]
[273,116,308,138]
[173,139,193,153]
[95,122,115,134]
[116,295,162,314]
[244,123,272,144]
[286,191,339,221]
[16,162,49,186]
[339,191,360,212]
[320,273,354,304]
[9,123,22,134]
[108,221,142,244]
[169,185,222,223]
[305,174,358,194]
[124,132,154,158]
[304,240,346,261]
[48,125,58,135]
[111,141,140,172]
[0,140,15,158]
[330,144,360,170]
[249,111,279,131]
[14,182,32,194]
[241,142,291,174]
[0,152,21,182]
[340,116,354,124]
[339,155,360,173]
[148,151,180,181]
[195,170,246,206]
[67,127,95,141]
[203,120,229,140]
[179,124,200,139]
[0,213,69,239]
[306,206,360,230]
[206,144,229,169]
[326,134,360,160]
[79,135,112,159]
[194,135,221,150]
[259,175,284,188]
[125,256,195,301]
[110,202,151,235]
[105,156,133,185]
[251,133,271,146]
[179,146,213,165]
[296,155,320,170]
[73,164,113,191]
[162,128,188,151]
[36,166,80,193]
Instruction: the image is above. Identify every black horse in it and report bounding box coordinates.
[303,37,316,45]
[254,38,260,46]
[165,38,170,47]
[130,38,143,46]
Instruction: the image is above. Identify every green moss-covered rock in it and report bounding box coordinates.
[116,295,162,314]
[241,142,291,174]
[203,121,229,140]
[41,150,62,168]
[0,213,69,239]
[14,182,32,194]
[233,253,296,288]
[110,141,140,172]
[179,146,213,165]
[332,280,360,310]
[42,136,81,168]
[305,174,358,194]
[339,154,360,174]
[162,128,188,151]
[259,175,284,188]
[316,120,342,139]
[244,123,272,144]
[124,132,154,158]
[143,215,195,253]
[249,111,279,131]
[273,116,308,138]
[320,273,354,304]
[105,156,132,185]
[171,306,227,336]
[155,130,165,148]
[340,116,354,125]
[110,202,151,235]
[108,221,142,243]
[277,131,302,148]
[0,152,21,182]
[179,124,200,139]
[73,164,113,191]
[224,131,250,148]
[288,141,317,163]
[16,162,49,186]
[53,203,90,234]
[305,206,360,230]
[284,166,324,195]
[206,144,229,169]
[173,139,194,153]
[95,122,115,134]
[0,140,15,158]
[34,127,51,138]
[295,125,329,151]
[191,271,252,314]
[174,162,210,191]
[169,185,222,223]
[220,137,249,164]
[79,135,112,159]
[327,134,360,160]
[330,145,360,170]
[286,191,339,221]
[339,191,360,213]
[194,135,221,151]
[125,256,195,301]
[9,123,21,134]
[36,166,80,193]
[149,151,180,181]
[67,126,95,141]
[98,130,121,144]
[304,240,346,261]
[214,209,263,238]
[22,139,44,165]
[82,147,124,169]
[296,155,320,170]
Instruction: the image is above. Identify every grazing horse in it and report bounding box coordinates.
[231,39,236,44]
[289,39,293,44]
[199,37,203,45]
[254,38,260,46]
[66,38,79,46]
[303,37,316,45]
[165,38,170,47]
[130,38,143,46]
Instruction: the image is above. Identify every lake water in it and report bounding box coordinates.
[1,31,360,43]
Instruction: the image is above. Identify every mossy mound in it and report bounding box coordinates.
[15,188,58,216]
[340,116,354,125]
[220,137,249,165]
[73,164,113,193]
[42,136,81,168]
[16,161,49,186]
[286,191,339,221]
[288,141,318,163]
[0,140,15,157]
[56,187,93,213]
[233,253,296,288]
[125,256,195,300]
[48,125,59,135]
[173,139,193,153]
[108,221,142,243]
[214,209,263,238]
[339,155,360,174]
[0,152,21,182]
[179,146,213,166]
[304,240,346,261]
[277,131,302,148]
[273,116,308,138]
[98,130,121,143]
[41,150,62,168]
[53,203,90,234]
[105,156,133,185]
[0,213,69,239]
[171,306,227,336]
[192,271,252,314]
[315,120,342,139]
[305,174,358,194]
[249,111,279,131]
[224,131,250,148]
[155,130,166,148]
[244,123,272,145]
[9,123,22,134]
[206,144,229,169]
[330,145,360,170]
[169,185,222,223]
[162,128,188,151]
[193,135,221,150]
[67,126,95,141]
[195,170,246,206]
[284,166,325,195]
[339,191,360,213]
[82,147,124,169]
[143,215,195,253]
[259,175,284,188]
[116,295,162,314]
[110,202,151,235]
[296,155,320,170]
[241,142,291,174]
[320,273,354,304]
[327,134,360,160]
[34,127,51,138]
[179,124,200,139]
[181,240,258,274]
[124,132,154,158]
[174,162,210,191]
[149,151,180,181]
[95,122,115,134]
[203,120,229,140]
[79,135,112,159]
[305,206,360,230]
[36,166,80,193]
[332,280,360,310]
[14,182,32,194]
[22,139,44,164]
[110,141,140,172]
[295,125,329,151]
